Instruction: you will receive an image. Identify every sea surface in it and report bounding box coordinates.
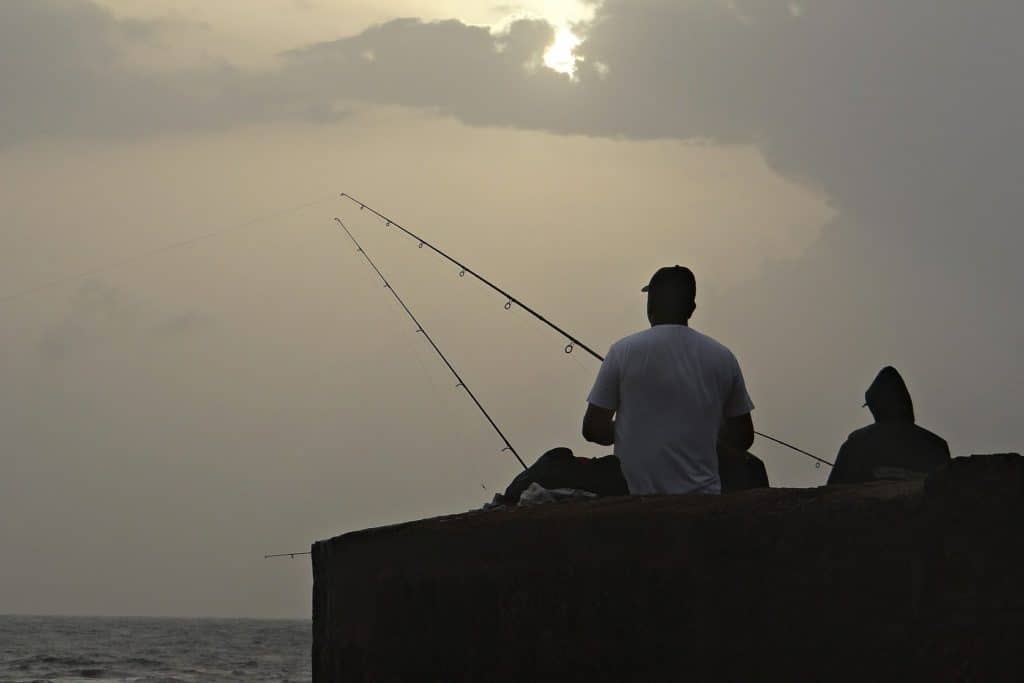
[0,615,311,682]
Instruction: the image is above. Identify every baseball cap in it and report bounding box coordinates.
[641,265,696,295]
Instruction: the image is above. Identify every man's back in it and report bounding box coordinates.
[828,422,950,484]
[828,366,951,485]
[588,325,753,495]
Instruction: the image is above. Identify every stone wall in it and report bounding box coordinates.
[312,454,1024,682]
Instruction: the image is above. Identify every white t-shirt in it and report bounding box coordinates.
[587,325,754,495]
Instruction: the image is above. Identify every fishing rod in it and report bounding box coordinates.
[340,193,600,359]
[339,192,834,469]
[334,218,527,471]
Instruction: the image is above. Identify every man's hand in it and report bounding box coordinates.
[582,403,616,446]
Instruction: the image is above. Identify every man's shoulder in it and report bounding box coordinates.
[845,424,877,443]
[848,423,949,456]
[911,423,946,442]
[616,326,734,352]
[837,425,877,464]
[610,327,660,353]
[911,424,951,454]
[613,328,653,346]
[687,327,736,357]
[612,327,739,371]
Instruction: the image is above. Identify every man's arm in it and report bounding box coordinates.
[721,352,755,452]
[582,403,616,446]
[827,439,854,485]
[721,412,754,452]
[584,344,620,447]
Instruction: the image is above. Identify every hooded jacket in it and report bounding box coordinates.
[827,367,950,485]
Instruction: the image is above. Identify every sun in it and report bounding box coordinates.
[543,28,582,77]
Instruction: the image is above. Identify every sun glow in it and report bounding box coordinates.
[543,28,582,76]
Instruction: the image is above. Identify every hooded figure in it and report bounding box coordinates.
[827,367,950,485]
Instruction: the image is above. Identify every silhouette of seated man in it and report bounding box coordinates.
[582,265,755,495]
[827,366,951,485]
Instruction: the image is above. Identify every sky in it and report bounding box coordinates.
[1,0,1020,619]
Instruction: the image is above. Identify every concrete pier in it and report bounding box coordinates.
[313,454,1024,682]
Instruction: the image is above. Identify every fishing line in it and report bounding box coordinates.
[334,218,527,471]
[339,192,834,469]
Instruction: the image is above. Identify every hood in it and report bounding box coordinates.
[865,366,915,423]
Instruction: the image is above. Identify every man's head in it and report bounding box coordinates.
[643,265,697,326]
[864,366,916,423]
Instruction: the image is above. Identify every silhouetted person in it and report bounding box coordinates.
[828,366,951,484]
[582,266,755,494]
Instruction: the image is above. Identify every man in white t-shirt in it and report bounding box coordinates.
[582,266,755,495]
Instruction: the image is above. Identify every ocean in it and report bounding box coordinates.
[0,615,311,682]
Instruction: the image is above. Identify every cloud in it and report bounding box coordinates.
[10,0,1024,222]
[278,2,1023,227]
[0,0,286,146]
[281,17,566,128]
[0,1,562,146]
[277,2,1024,309]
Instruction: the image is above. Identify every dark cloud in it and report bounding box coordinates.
[0,0,283,145]
[282,17,567,129]
[0,2,557,145]
[280,2,1023,231]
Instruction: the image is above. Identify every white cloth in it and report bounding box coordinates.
[518,483,598,506]
[587,325,754,495]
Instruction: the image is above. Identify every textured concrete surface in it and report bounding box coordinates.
[312,454,1024,682]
